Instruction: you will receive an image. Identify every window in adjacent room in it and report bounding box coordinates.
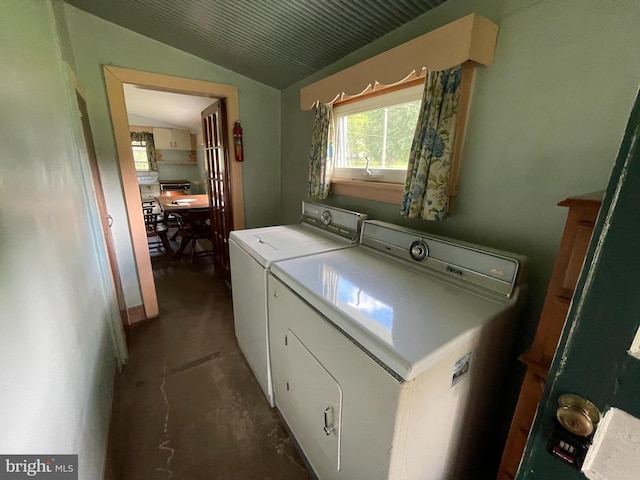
[333,84,422,184]
[131,139,150,171]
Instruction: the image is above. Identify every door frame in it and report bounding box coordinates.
[65,65,128,364]
[104,66,245,319]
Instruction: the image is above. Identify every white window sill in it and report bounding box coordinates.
[330,178,403,204]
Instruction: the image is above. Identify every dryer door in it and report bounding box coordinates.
[286,330,342,477]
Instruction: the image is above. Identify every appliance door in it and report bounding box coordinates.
[229,239,273,406]
[286,330,342,475]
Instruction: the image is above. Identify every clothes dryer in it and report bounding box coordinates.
[229,202,366,406]
[268,220,528,479]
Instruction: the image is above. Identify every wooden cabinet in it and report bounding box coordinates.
[152,127,192,150]
[497,192,602,480]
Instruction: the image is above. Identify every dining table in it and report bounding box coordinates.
[157,194,213,260]
[157,193,210,213]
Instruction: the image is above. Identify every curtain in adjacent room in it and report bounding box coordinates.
[401,65,462,220]
[307,103,334,199]
[130,131,158,172]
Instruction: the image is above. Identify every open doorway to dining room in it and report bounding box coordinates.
[104,66,244,321]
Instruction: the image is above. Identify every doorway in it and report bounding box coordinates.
[104,66,245,320]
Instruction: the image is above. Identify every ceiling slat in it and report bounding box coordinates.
[65,0,448,89]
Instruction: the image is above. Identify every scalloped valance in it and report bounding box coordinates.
[300,13,498,109]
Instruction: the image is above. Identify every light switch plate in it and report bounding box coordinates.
[627,325,640,360]
[582,407,640,480]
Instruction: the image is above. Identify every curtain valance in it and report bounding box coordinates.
[300,13,497,109]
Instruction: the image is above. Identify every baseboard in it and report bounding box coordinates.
[126,305,146,325]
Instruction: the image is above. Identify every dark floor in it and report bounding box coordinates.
[108,251,312,479]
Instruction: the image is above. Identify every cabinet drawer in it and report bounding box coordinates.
[530,297,570,365]
[516,370,545,426]
[498,370,545,478]
[499,425,528,479]
[560,222,594,296]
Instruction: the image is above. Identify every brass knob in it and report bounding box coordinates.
[556,394,600,437]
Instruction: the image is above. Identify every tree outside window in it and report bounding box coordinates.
[132,139,150,171]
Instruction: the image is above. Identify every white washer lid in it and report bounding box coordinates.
[270,247,523,382]
[230,224,355,267]
[254,229,334,250]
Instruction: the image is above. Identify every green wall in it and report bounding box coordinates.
[280,0,640,468]
[64,4,281,307]
[0,1,123,477]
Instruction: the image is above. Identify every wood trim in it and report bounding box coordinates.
[104,66,245,320]
[519,349,551,377]
[334,77,426,108]
[330,179,403,204]
[448,62,476,209]
[558,191,604,209]
[126,304,146,324]
[72,73,128,364]
[104,67,159,319]
[300,13,498,109]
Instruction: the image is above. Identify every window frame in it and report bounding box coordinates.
[329,64,475,208]
[332,84,423,185]
[131,139,151,172]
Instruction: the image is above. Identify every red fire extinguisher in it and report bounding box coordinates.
[233,121,244,162]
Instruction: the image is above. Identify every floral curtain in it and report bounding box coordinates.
[307,103,334,199]
[131,131,158,172]
[401,65,462,220]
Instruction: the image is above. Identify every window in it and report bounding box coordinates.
[333,85,422,183]
[131,139,150,171]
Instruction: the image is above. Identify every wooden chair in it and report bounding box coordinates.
[143,207,174,259]
[174,209,213,263]
[159,190,186,230]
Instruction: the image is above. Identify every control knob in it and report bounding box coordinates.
[410,240,428,261]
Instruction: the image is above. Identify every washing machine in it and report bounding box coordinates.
[229,202,367,406]
[267,220,529,479]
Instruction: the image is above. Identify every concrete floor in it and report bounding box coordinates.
[108,253,312,479]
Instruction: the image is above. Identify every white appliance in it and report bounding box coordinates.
[160,179,191,194]
[229,202,367,407]
[137,171,161,214]
[267,220,528,479]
